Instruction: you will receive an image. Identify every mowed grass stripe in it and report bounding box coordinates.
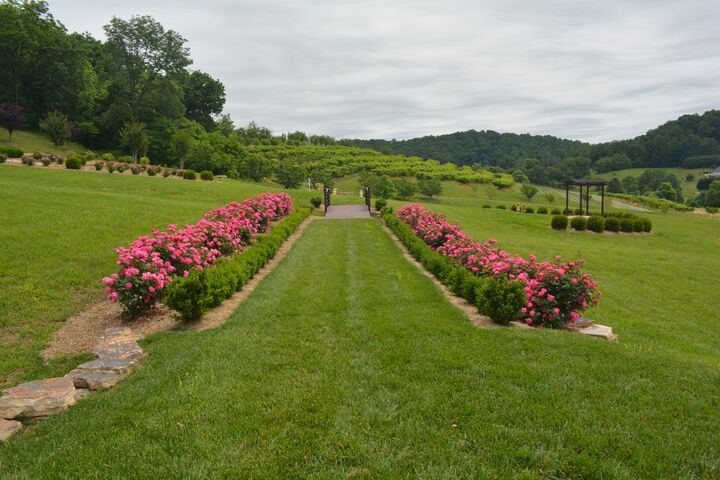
[0,220,717,478]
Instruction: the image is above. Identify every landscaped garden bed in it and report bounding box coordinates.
[388,204,601,328]
[550,211,653,234]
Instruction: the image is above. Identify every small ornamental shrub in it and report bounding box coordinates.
[563,208,572,215]
[200,170,214,181]
[604,216,620,232]
[537,207,548,214]
[147,166,158,176]
[0,154,6,163]
[510,204,518,212]
[116,165,126,173]
[574,208,583,215]
[56,155,64,165]
[176,169,184,177]
[475,277,526,325]
[525,207,535,214]
[641,218,652,232]
[139,156,150,165]
[570,216,587,231]
[162,168,170,177]
[131,165,142,175]
[551,215,568,230]
[183,169,197,180]
[65,157,82,169]
[374,198,387,211]
[482,204,491,208]
[22,157,34,166]
[496,204,506,209]
[551,208,561,215]
[41,158,51,166]
[587,215,605,233]
[0,146,23,158]
[101,153,114,161]
[32,152,42,161]
[310,197,322,208]
[633,218,645,232]
[706,207,719,214]
[95,161,104,171]
[108,164,116,173]
[118,155,132,163]
[620,218,635,232]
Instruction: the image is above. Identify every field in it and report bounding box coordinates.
[0,128,89,156]
[1,167,719,477]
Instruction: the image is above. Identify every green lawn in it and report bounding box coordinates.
[0,166,315,386]
[1,219,717,478]
[0,128,89,156]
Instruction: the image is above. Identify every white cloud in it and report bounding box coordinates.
[50,0,720,142]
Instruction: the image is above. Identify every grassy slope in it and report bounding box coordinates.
[1,220,717,478]
[0,128,89,156]
[0,166,315,386]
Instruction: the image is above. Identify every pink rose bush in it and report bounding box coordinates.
[397,204,601,328]
[103,192,293,316]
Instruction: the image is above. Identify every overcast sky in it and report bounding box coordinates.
[50,0,720,143]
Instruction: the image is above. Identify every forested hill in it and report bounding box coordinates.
[350,110,720,172]
[350,130,587,168]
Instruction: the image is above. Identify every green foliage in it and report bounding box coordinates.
[551,215,568,230]
[620,218,635,232]
[587,215,605,233]
[622,176,640,194]
[604,216,620,232]
[394,178,417,198]
[520,183,538,200]
[610,193,693,211]
[570,217,587,231]
[0,153,6,163]
[374,198,387,211]
[275,162,306,189]
[183,169,197,180]
[607,177,624,193]
[475,277,526,325]
[657,181,677,201]
[417,176,442,197]
[101,152,114,161]
[200,170,214,181]
[94,161,104,171]
[0,146,23,158]
[165,208,310,321]
[65,157,82,169]
[525,207,535,213]
[537,207,548,214]
[39,111,71,146]
[119,121,148,163]
[705,180,720,207]
[310,197,322,209]
[551,208,561,214]
[0,102,25,142]
[496,204,506,209]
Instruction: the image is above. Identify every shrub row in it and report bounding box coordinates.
[609,193,693,212]
[551,212,652,233]
[0,146,23,158]
[392,205,600,328]
[102,193,294,316]
[165,207,311,321]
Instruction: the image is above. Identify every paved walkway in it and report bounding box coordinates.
[324,204,371,219]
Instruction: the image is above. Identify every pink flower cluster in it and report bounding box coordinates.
[102,192,293,316]
[397,204,601,328]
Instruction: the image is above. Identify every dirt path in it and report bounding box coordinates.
[43,216,316,360]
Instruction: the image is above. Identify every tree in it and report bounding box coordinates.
[705,180,720,207]
[39,111,70,146]
[512,169,529,183]
[0,102,25,142]
[286,131,308,145]
[170,129,193,169]
[657,182,677,201]
[275,162,306,189]
[607,178,624,193]
[484,185,497,203]
[375,176,394,199]
[417,177,442,197]
[543,191,556,204]
[241,154,271,182]
[394,178,417,198]
[520,183,538,200]
[622,176,640,194]
[104,15,191,117]
[119,121,148,163]
[178,70,225,130]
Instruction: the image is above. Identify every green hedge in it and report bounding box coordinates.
[164,207,311,321]
[383,212,524,325]
[0,146,23,158]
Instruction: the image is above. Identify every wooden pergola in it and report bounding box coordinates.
[564,179,609,215]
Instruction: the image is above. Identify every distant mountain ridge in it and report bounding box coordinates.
[349,110,720,172]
